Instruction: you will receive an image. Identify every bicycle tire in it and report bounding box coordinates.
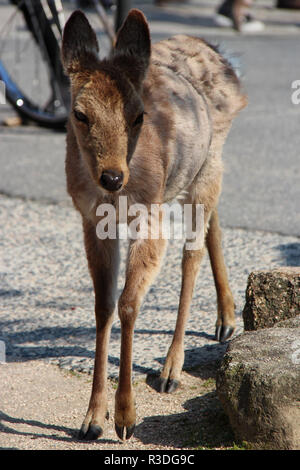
[0,60,68,129]
[0,0,69,129]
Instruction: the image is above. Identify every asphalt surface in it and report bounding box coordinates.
[0,0,300,234]
[0,0,300,377]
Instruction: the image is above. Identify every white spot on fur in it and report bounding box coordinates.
[125,306,134,314]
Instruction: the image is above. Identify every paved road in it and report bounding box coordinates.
[0,0,300,379]
[0,0,299,235]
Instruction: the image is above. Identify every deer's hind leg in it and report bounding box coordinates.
[206,208,235,342]
[159,239,206,393]
[159,202,209,393]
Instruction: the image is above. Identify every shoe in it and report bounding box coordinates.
[214,12,265,32]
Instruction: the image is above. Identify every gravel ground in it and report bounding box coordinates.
[1,194,300,380]
[0,359,234,451]
[1,182,300,452]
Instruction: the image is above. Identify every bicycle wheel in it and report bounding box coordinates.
[0,0,69,129]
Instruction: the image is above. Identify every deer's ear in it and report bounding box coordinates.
[62,10,99,74]
[114,9,151,74]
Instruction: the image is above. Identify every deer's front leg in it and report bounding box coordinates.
[115,237,167,440]
[79,219,119,441]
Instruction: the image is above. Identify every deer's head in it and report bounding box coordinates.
[62,9,151,193]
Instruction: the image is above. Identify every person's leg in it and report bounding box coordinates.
[277,0,300,8]
[215,0,264,32]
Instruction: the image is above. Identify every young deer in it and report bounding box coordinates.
[62,9,247,441]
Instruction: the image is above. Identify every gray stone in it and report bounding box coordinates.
[216,318,300,450]
[243,268,300,331]
[274,316,300,329]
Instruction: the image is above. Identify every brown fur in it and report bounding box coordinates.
[62,9,247,441]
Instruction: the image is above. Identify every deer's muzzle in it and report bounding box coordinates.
[99,170,124,192]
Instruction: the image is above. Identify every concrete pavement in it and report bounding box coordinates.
[0,0,300,234]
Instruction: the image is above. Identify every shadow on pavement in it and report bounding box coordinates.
[276,242,300,266]
[135,390,234,449]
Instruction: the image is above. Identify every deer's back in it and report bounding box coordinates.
[133,35,247,202]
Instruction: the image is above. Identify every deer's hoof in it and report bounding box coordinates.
[158,377,180,394]
[115,423,135,441]
[215,325,234,343]
[78,423,103,441]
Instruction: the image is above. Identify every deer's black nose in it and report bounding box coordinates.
[99,170,123,192]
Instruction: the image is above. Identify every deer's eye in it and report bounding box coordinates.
[133,112,144,127]
[74,110,88,124]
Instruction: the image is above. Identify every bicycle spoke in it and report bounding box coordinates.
[92,0,115,46]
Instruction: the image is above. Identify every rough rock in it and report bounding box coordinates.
[216,317,300,450]
[243,268,300,331]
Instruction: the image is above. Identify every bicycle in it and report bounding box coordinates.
[0,0,132,129]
